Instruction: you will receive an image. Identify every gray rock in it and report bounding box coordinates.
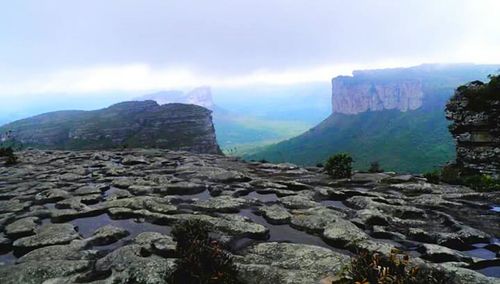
[235,242,350,284]
[16,240,96,263]
[13,223,81,249]
[0,260,91,284]
[280,195,319,209]
[95,244,176,284]
[418,243,472,263]
[89,225,129,245]
[192,195,248,213]
[258,204,292,224]
[5,217,39,237]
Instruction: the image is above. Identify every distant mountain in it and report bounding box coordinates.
[134,85,328,153]
[0,101,221,154]
[136,86,215,110]
[246,64,500,173]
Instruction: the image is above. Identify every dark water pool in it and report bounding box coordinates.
[238,208,346,254]
[245,191,279,202]
[69,213,171,238]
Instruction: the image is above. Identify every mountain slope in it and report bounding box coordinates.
[246,64,500,173]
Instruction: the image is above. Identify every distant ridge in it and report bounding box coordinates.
[0,101,222,154]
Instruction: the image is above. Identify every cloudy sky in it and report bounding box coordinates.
[0,0,499,97]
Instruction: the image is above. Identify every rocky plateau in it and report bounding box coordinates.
[0,149,499,283]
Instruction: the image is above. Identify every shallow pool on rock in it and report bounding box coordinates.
[69,213,171,238]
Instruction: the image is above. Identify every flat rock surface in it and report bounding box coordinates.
[0,149,499,283]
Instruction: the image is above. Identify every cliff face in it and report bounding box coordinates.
[446,79,500,178]
[0,101,222,154]
[331,76,424,114]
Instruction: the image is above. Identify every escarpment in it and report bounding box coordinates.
[0,101,221,154]
[446,76,500,178]
[332,75,424,114]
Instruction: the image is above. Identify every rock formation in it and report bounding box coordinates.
[0,149,498,283]
[0,101,221,154]
[446,78,500,178]
[331,75,424,114]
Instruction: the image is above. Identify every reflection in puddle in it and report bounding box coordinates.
[238,209,343,252]
[320,200,349,210]
[173,189,212,202]
[464,248,497,260]
[0,251,15,265]
[69,214,171,238]
[245,192,278,202]
[477,266,500,278]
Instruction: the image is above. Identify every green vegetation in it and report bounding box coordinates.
[169,220,241,284]
[0,146,18,166]
[456,74,500,111]
[423,169,441,184]
[463,174,500,192]
[341,249,450,284]
[324,153,353,179]
[245,65,500,173]
[245,108,455,173]
[423,165,500,192]
[368,161,383,173]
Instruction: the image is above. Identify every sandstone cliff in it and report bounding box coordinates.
[446,77,500,178]
[331,75,424,114]
[0,101,222,154]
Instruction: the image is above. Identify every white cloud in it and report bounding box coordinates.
[0,60,427,97]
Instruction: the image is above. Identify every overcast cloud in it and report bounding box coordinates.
[0,0,499,96]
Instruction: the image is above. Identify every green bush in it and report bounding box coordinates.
[440,164,462,185]
[0,147,18,166]
[169,220,241,284]
[463,174,500,192]
[423,169,441,184]
[344,249,451,284]
[324,153,353,179]
[368,161,383,173]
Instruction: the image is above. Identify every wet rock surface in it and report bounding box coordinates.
[0,149,499,283]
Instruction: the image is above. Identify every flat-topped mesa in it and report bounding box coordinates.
[446,77,500,178]
[0,100,222,154]
[331,74,424,114]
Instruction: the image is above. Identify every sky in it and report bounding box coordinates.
[0,0,500,98]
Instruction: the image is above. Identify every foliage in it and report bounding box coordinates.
[169,220,241,284]
[463,174,500,192]
[457,74,500,111]
[244,108,456,174]
[324,153,353,179]
[368,161,383,173]
[423,169,441,184]
[440,164,462,185]
[345,249,451,284]
[0,147,18,166]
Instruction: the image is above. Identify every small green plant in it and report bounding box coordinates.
[423,169,441,184]
[0,146,18,166]
[440,164,462,185]
[344,249,451,284]
[463,174,500,192]
[368,161,383,173]
[324,153,353,179]
[169,219,241,284]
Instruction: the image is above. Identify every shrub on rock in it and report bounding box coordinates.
[169,219,241,284]
[343,249,451,284]
[325,153,353,179]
